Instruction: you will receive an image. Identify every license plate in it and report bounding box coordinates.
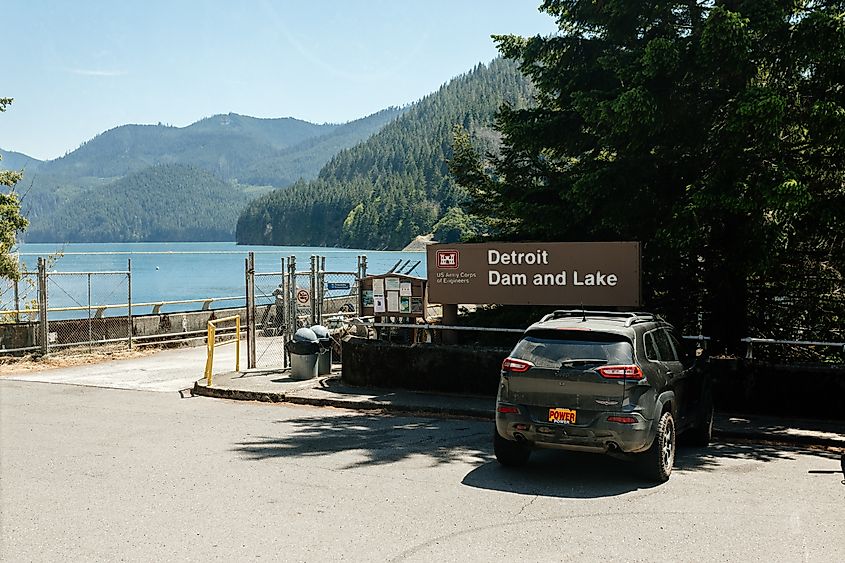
[548,408,576,424]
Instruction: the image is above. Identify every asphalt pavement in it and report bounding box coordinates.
[1,379,843,562]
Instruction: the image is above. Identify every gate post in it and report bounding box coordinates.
[87,273,93,353]
[127,258,133,350]
[288,254,296,337]
[319,256,326,325]
[357,255,365,317]
[310,255,317,326]
[245,252,256,369]
[37,257,48,356]
[280,256,288,369]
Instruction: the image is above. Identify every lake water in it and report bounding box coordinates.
[16,242,426,315]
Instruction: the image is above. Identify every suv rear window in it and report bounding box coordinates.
[512,330,634,368]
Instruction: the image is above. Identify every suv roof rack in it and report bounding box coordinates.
[539,310,663,327]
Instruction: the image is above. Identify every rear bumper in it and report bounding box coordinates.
[496,403,654,454]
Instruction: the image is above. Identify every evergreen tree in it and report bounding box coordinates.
[450,1,845,352]
[0,98,29,280]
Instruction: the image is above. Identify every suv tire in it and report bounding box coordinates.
[640,411,675,482]
[493,428,531,467]
[686,400,714,447]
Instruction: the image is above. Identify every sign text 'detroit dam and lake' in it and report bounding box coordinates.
[426,242,641,307]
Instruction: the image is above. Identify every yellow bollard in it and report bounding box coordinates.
[205,323,216,386]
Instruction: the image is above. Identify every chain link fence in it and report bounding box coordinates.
[0,271,39,324]
[46,271,131,352]
[319,271,360,322]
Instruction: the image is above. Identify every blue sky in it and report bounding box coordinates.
[3,1,557,160]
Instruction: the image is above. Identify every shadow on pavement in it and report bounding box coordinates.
[462,449,659,498]
[233,414,490,468]
[674,440,841,473]
[463,442,842,498]
[233,413,843,498]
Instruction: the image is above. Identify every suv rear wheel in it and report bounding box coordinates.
[493,428,531,467]
[640,411,675,482]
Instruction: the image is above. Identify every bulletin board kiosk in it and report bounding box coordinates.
[359,273,428,324]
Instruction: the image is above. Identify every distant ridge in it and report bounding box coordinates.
[4,108,403,242]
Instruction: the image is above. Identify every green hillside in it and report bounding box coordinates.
[236,58,534,249]
[25,164,272,242]
[41,114,336,180]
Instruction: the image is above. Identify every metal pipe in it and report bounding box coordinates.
[13,277,20,324]
[127,258,132,351]
[403,260,421,275]
[87,273,92,353]
[741,337,845,347]
[37,258,48,356]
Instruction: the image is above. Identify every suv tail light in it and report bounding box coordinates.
[502,357,533,373]
[607,415,638,424]
[597,365,644,380]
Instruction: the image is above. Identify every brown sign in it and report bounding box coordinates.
[426,242,641,307]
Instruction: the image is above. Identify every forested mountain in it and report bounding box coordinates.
[3,108,402,242]
[236,58,534,249]
[25,164,268,242]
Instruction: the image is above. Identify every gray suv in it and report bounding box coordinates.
[494,310,712,482]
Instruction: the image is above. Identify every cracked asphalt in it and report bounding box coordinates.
[1,379,843,562]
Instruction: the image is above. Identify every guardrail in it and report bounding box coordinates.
[0,295,247,317]
[362,323,843,358]
[742,337,845,359]
[204,315,241,387]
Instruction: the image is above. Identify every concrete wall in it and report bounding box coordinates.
[710,359,845,419]
[341,336,509,395]
[341,338,845,419]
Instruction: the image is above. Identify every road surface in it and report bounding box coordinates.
[1,380,842,562]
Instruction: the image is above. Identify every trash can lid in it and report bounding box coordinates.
[293,327,319,343]
[310,325,329,339]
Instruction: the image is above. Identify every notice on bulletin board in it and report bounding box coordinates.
[387,291,400,312]
[374,295,386,313]
[400,296,411,313]
[373,278,385,296]
[385,277,401,291]
[400,281,412,296]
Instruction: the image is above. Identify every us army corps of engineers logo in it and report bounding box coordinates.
[436,249,459,269]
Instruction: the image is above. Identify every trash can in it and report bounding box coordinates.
[285,328,320,380]
[311,325,332,375]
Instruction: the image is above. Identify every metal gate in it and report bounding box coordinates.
[248,255,289,370]
[245,253,365,370]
